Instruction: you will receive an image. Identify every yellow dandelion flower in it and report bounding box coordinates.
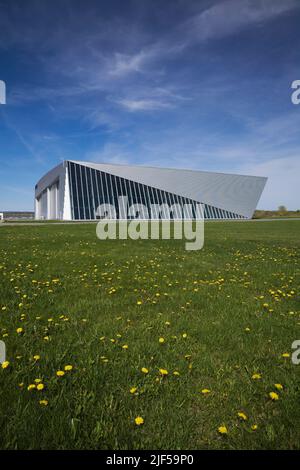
[122,344,129,350]
[141,367,149,374]
[18,382,24,388]
[251,424,258,431]
[158,337,165,344]
[39,400,48,406]
[218,426,228,434]
[56,370,65,377]
[16,327,23,334]
[182,333,188,338]
[237,412,248,421]
[201,388,211,395]
[282,353,290,358]
[37,383,45,391]
[274,383,283,391]
[33,355,40,361]
[27,384,36,391]
[252,373,262,380]
[137,301,142,305]
[173,371,180,376]
[1,361,10,369]
[269,391,279,401]
[64,365,73,371]
[135,416,144,426]
[159,368,168,376]
[34,378,42,383]
[130,387,137,394]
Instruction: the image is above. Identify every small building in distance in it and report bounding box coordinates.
[0,211,34,221]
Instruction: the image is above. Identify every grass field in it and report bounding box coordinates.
[0,220,299,450]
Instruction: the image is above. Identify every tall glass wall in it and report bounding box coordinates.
[67,161,244,220]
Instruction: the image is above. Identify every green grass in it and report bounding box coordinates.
[0,220,299,450]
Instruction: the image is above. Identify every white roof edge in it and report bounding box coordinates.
[67,159,267,181]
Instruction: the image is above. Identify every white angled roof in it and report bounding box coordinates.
[71,161,267,218]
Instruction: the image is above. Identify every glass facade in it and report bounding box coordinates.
[67,161,245,220]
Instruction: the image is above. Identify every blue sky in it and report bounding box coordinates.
[0,0,300,211]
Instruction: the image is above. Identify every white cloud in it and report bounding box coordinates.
[108,50,152,76]
[114,98,174,112]
[186,0,299,42]
[85,143,133,165]
[112,85,189,112]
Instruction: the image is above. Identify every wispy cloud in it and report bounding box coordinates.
[85,143,133,165]
[185,0,300,43]
[114,98,173,111]
[108,50,152,76]
[111,85,190,112]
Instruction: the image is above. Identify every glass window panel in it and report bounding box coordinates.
[82,166,91,219]
[118,177,128,219]
[139,184,149,218]
[174,193,182,219]
[103,171,109,205]
[87,167,95,219]
[91,169,100,217]
[74,163,84,219]
[124,179,134,207]
[110,174,119,218]
[145,184,154,219]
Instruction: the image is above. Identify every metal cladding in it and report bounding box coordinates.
[34,160,267,220]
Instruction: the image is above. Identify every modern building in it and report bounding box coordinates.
[34,160,267,220]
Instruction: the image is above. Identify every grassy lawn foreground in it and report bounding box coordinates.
[0,220,299,449]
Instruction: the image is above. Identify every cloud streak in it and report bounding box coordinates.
[185,0,300,43]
